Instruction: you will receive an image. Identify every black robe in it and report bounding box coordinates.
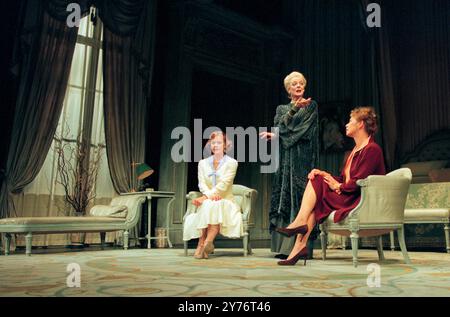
[269,100,319,254]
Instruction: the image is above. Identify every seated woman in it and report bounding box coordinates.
[183,131,243,259]
[276,106,386,265]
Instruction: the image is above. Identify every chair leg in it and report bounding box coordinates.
[397,226,411,264]
[100,232,106,250]
[25,232,32,256]
[123,230,129,250]
[184,241,188,256]
[342,236,346,250]
[247,240,253,256]
[5,233,11,256]
[320,228,327,260]
[243,234,248,257]
[390,231,395,251]
[444,224,449,254]
[350,231,359,268]
[376,235,385,261]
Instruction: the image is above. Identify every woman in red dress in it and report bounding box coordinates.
[276,107,386,265]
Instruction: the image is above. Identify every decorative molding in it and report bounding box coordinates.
[183,17,263,68]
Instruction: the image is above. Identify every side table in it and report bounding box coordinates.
[120,191,176,248]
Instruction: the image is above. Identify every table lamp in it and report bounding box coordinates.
[131,163,154,192]
[136,163,154,180]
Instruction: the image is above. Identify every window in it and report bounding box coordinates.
[25,11,115,209]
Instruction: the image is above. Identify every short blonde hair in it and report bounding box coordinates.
[206,130,232,153]
[350,106,378,136]
[283,71,307,93]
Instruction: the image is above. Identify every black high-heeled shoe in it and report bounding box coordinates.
[277,247,308,266]
[275,224,308,238]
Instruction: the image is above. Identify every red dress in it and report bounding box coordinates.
[311,138,386,223]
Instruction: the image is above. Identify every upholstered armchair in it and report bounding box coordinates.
[319,168,412,267]
[183,184,257,256]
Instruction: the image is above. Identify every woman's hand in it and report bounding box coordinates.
[308,169,331,180]
[323,175,342,195]
[192,195,207,207]
[210,195,222,201]
[294,97,312,108]
[259,131,276,140]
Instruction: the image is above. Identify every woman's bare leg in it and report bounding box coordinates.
[286,212,316,260]
[200,224,220,259]
[287,180,317,228]
[194,228,207,257]
[205,224,220,242]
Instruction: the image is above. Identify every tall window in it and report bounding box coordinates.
[25,11,115,208]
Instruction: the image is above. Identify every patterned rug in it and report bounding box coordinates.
[1,248,449,297]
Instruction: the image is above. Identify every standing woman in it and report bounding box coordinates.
[260,71,319,259]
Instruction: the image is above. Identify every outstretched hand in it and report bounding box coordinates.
[294,97,312,108]
[259,131,276,140]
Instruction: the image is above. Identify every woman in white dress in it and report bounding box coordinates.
[183,131,243,259]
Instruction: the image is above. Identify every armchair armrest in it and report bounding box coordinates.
[350,172,412,224]
[184,191,202,221]
[186,191,203,200]
[239,189,257,225]
[356,174,411,189]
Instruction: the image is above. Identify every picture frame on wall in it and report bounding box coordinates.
[318,100,354,153]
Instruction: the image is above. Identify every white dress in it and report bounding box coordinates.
[183,155,243,241]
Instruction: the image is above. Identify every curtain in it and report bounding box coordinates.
[96,0,147,36]
[0,2,78,219]
[360,0,450,165]
[390,0,450,158]
[358,0,399,170]
[102,0,157,193]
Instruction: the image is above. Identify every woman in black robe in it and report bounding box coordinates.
[260,71,319,259]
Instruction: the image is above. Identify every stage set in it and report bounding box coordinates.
[0,0,449,298]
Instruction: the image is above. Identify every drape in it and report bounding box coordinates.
[103,0,157,193]
[359,0,450,165]
[0,2,78,219]
[359,0,398,170]
[389,0,450,158]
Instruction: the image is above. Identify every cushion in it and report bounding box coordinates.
[89,205,128,218]
[401,160,448,176]
[0,216,125,226]
[404,208,450,222]
[429,168,450,183]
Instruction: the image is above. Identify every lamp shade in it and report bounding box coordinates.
[136,163,154,180]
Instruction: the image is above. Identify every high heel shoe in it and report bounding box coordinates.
[277,247,308,266]
[275,224,308,238]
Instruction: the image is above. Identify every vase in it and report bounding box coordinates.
[67,213,86,248]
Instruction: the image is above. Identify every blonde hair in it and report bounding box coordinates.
[283,71,307,93]
[350,106,378,135]
[206,130,232,153]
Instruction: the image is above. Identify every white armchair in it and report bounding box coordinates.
[319,168,412,267]
[183,184,257,256]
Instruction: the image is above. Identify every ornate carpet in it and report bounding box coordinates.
[1,248,449,297]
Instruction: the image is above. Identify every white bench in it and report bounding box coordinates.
[0,195,146,256]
